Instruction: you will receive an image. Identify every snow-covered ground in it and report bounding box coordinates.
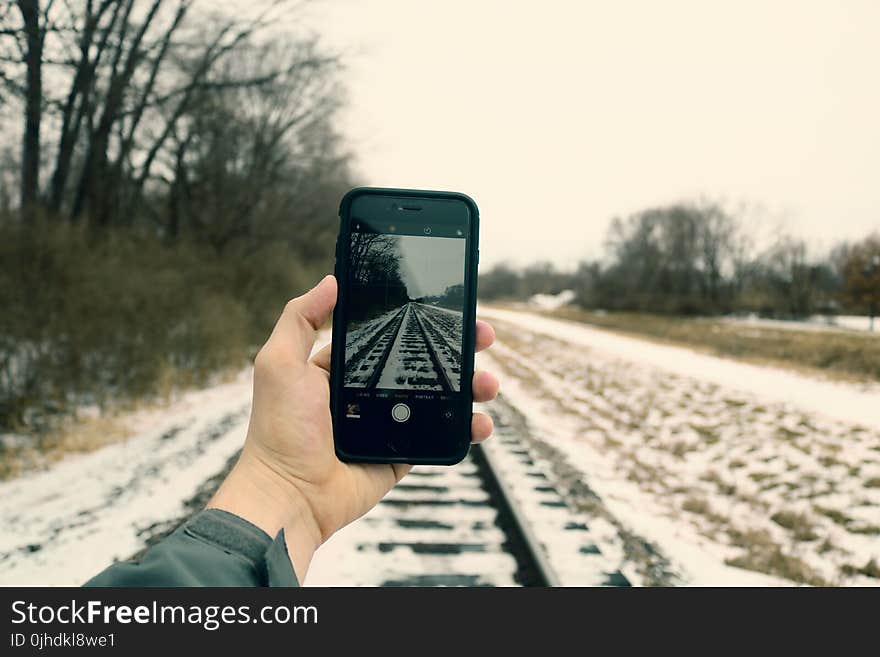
[478,306,880,586]
[481,307,880,427]
[308,397,637,587]
[0,371,253,585]
[3,311,878,586]
[375,304,441,390]
[529,290,576,311]
[306,458,520,586]
[344,307,402,367]
[414,303,463,389]
[723,314,877,335]
[347,303,463,391]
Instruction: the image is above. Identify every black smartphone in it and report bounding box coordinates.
[330,187,480,465]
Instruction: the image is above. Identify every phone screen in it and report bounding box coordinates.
[334,193,475,462]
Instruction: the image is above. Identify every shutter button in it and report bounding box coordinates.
[391,403,411,423]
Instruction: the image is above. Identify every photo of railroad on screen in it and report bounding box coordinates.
[344,232,465,393]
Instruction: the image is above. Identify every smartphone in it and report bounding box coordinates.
[330,187,479,465]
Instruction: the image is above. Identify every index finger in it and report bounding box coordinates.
[266,275,337,365]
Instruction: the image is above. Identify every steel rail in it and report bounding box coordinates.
[363,304,410,390]
[411,304,455,393]
[470,445,562,587]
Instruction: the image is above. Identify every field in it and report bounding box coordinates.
[478,307,880,585]
[2,312,879,586]
[541,305,880,383]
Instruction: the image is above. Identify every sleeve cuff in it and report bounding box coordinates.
[185,509,299,587]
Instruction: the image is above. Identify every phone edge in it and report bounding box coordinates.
[330,186,480,466]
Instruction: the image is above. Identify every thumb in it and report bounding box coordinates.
[270,275,337,363]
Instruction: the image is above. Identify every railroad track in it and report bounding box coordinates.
[305,402,632,587]
[344,306,408,387]
[345,303,463,392]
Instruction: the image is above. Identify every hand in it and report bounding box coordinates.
[208,275,500,581]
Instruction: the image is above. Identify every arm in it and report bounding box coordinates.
[85,275,499,586]
[84,509,298,587]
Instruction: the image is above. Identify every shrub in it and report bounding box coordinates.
[0,218,330,434]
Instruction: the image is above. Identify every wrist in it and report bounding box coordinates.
[207,450,322,582]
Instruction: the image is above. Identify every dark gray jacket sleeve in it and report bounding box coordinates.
[83,509,299,587]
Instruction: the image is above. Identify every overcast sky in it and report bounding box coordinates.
[396,234,465,298]
[304,0,880,268]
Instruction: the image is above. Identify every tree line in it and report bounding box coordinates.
[1,0,348,238]
[347,232,408,321]
[480,201,880,327]
[0,1,354,435]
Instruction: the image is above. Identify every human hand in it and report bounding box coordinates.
[208,275,499,581]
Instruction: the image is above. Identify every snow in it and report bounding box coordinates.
[478,354,789,586]
[344,307,401,367]
[3,306,877,587]
[478,404,632,586]
[479,306,880,428]
[0,333,349,586]
[344,303,462,390]
[529,289,576,311]
[0,370,255,585]
[835,315,877,333]
[307,402,634,587]
[305,459,519,586]
[415,303,463,390]
[375,305,429,389]
[476,306,880,585]
[723,313,877,335]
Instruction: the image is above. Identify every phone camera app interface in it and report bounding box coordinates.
[343,220,466,403]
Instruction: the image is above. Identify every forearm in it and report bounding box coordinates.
[206,451,323,583]
[84,508,299,587]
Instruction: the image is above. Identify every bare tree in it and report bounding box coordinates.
[840,233,880,331]
[350,233,401,285]
[12,0,53,208]
[49,0,148,213]
[2,0,340,233]
[599,201,744,313]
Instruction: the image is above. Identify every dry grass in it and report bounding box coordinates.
[728,527,774,549]
[700,469,738,496]
[726,547,827,586]
[487,313,877,586]
[725,527,827,585]
[0,365,246,481]
[842,559,880,579]
[681,495,728,526]
[770,510,819,541]
[682,496,712,515]
[0,413,128,480]
[1,220,325,437]
[544,306,880,383]
[813,505,853,527]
